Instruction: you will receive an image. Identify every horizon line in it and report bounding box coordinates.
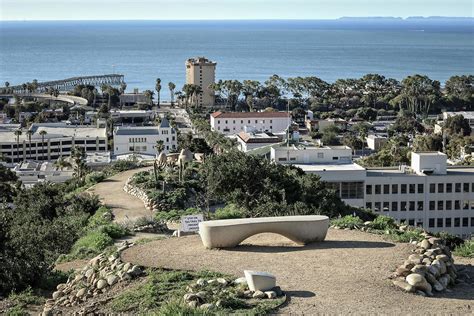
[2,16,474,22]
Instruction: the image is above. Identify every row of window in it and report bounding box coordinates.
[129,138,146,143]
[367,200,474,212]
[2,139,105,149]
[217,119,274,124]
[366,183,474,195]
[428,217,474,228]
[221,126,273,132]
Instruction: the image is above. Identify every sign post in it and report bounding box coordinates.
[179,214,204,236]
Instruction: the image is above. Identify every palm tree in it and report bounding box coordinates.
[71,147,88,179]
[155,140,165,154]
[39,130,47,161]
[144,90,154,107]
[13,129,22,163]
[168,82,176,107]
[26,130,33,160]
[155,78,162,107]
[193,85,203,108]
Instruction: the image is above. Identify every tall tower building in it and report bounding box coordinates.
[185,57,216,107]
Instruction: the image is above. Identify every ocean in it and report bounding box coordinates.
[0,19,473,99]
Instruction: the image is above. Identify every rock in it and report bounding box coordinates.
[402,261,415,270]
[56,283,66,291]
[420,239,431,250]
[52,291,62,300]
[122,262,131,272]
[436,254,449,262]
[244,270,276,292]
[200,303,214,310]
[188,300,199,308]
[439,275,449,288]
[425,272,437,285]
[396,267,411,277]
[195,291,207,300]
[127,265,142,277]
[96,279,107,290]
[107,275,118,286]
[428,237,442,246]
[244,290,253,298]
[196,278,207,286]
[433,280,445,292]
[265,291,277,299]
[85,269,95,279]
[41,308,53,316]
[432,259,447,275]
[428,265,440,277]
[416,290,426,297]
[408,254,423,264]
[406,273,432,294]
[117,245,129,252]
[234,277,247,285]
[207,279,216,285]
[392,280,415,293]
[422,258,432,265]
[76,288,87,298]
[184,293,199,302]
[216,278,228,286]
[252,290,266,299]
[411,265,427,275]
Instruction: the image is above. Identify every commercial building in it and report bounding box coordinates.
[185,57,216,107]
[0,123,108,163]
[13,161,73,186]
[210,111,290,135]
[113,117,177,156]
[272,147,474,239]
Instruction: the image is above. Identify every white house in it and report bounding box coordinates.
[113,117,177,156]
[210,111,290,135]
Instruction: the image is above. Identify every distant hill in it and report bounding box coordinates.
[339,16,473,21]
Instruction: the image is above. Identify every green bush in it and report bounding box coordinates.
[331,215,363,229]
[433,231,465,249]
[71,231,113,254]
[155,208,202,222]
[98,223,129,239]
[6,287,44,315]
[85,171,106,185]
[213,204,245,220]
[453,240,474,258]
[388,228,425,243]
[368,215,397,230]
[87,206,113,229]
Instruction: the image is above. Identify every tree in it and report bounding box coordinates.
[0,164,19,203]
[54,157,72,170]
[444,75,473,110]
[412,134,443,152]
[242,80,260,111]
[143,90,155,106]
[26,130,33,160]
[119,82,127,94]
[14,129,22,163]
[356,107,377,121]
[168,82,176,107]
[155,140,165,154]
[39,130,47,161]
[401,75,441,116]
[444,114,471,137]
[71,147,88,180]
[155,78,162,107]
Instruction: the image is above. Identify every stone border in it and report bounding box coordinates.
[123,176,156,212]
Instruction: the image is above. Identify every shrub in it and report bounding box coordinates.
[453,240,474,258]
[98,223,129,239]
[388,228,425,243]
[213,204,245,220]
[368,215,397,231]
[155,208,202,222]
[87,206,113,229]
[331,215,363,229]
[85,171,105,185]
[71,231,113,254]
[433,231,464,249]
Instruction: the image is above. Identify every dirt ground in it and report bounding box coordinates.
[88,166,153,223]
[122,229,474,315]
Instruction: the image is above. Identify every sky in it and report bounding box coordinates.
[0,0,472,21]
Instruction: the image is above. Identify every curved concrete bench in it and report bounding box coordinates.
[198,215,329,249]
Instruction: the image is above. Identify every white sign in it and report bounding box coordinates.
[181,214,204,232]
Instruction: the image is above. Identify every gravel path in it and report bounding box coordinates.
[122,229,474,314]
[88,167,153,223]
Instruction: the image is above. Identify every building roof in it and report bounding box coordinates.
[211,111,290,119]
[294,163,366,172]
[237,131,280,144]
[159,117,170,128]
[115,127,160,136]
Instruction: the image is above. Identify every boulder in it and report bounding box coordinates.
[76,288,87,298]
[436,254,449,262]
[392,280,415,293]
[252,290,266,299]
[216,278,228,286]
[396,267,411,277]
[96,279,107,290]
[411,265,427,275]
[433,280,445,292]
[107,275,118,286]
[432,259,447,275]
[408,254,423,264]
[420,239,431,250]
[406,273,432,294]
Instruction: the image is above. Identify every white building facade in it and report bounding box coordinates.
[186,57,216,107]
[113,118,177,156]
[210,111,290,135]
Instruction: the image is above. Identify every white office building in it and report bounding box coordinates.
[210,111,290,135]
[113,118,177,156]
[0,123,108,163]
[273,147,474,239]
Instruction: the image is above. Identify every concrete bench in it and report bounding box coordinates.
[198,215,329,249]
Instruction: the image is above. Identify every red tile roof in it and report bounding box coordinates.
[211,111,290,119]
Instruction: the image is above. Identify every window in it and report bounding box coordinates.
[233,120,235,124]
[429,201,435,211]
[409,219,415,226]
[409,201,415,211]
[438,183,444,193]
[446,218,452,227]
[383,202,389,211]
[462,217,469,227]
[375,185,381,194]
[463,183,470,193]
[437,218,443,228]
[278,158,287,162]
[463,200,469,210]
[429,219,435,228]
[455,200,461,210]
[471,217,474,227]
[366,202,372,209]
[366,185,372,195]
[455,183,461,193]
[454,217,460,227]
[471,201,474,210]
[417,201,423,211]
[340,182,364,199]
[383,185,390,194]
[430,183,436,193]
[401,184,407,194]
[374,202,381,212]
[418,184,424,194]
[409,184,415,194]
[225,120,228,124]
[241,120,243,124]
[446,183,453,193]
[401,201,407,211]
[270,120,272,123]
[437,200,444,211]
[391,202,398,212]
[392,184,398,194]
[248,120,250,124]
[446,200,452,210]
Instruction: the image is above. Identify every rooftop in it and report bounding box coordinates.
[292,163,366,172]
[237,131,280,143]
[211,111,290,119]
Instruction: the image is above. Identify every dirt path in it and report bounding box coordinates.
[88,167,153,224]
[122,229,474,314]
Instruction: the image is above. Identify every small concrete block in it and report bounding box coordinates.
[244,270,276,292]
